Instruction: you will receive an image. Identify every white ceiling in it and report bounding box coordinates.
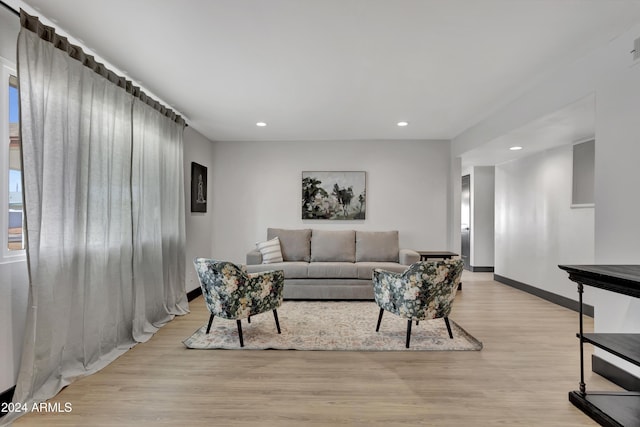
[13,1,640,159]
[461,93,595,168]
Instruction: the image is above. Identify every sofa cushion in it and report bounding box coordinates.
[255,237,284,264]
[267,228,311,262]
[246,262,309,279]
[355,230,399,262]
[311,229,355,262]
[356,262,408,280]
[307,262,358,279]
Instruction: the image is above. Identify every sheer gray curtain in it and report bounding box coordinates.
[10,19,187,420]
[132,99,188,341]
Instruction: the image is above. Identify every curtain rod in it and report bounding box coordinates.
[20,9,186,127]
[0,0,19,17]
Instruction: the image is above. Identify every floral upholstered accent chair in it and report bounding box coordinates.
[193,258,285,347]
[372,259,464,348]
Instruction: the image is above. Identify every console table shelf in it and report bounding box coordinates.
[580,333,640,367]
[568,391,640,427]
[559,264,640,427]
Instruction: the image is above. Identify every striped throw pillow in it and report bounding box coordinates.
[256,237,284,264]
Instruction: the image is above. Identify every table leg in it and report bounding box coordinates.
[578,282,586,395]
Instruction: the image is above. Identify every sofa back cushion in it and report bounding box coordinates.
[267,228,311,262]
[355,230,399,262]
[311,229,356,262]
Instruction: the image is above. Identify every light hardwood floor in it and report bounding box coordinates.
[12,272,621,426]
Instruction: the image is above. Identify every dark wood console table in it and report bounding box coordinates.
[558,264,640,427]
[417,251,459,261]
[418,251,462,290]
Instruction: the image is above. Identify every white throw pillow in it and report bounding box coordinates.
[256,237,284,264]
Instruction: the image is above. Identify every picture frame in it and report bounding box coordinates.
[191,162,207,213]
[302,171,366,220]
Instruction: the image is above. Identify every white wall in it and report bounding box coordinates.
[448,156,462,255]
[0,7,17,61]
[210,139,452,263]
[459,166,495,269]
[471,166,495,268]
[183,127,215,293]
[0,261,28,394]
[494,146,595,302]
[592,58,640,376]
[455,20,640,378]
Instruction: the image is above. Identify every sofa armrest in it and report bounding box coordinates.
[399,249,420,265]
[246,250,263,265]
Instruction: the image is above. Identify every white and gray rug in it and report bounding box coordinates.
[183,301,482,351]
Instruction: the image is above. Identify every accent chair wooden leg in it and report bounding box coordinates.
[376,308,384,332]
[236,319,244,347]
[444,317,453,339]
[406,319,412,348]
[273,309,281,334]
[248,316,251,323]
[416,320,419,325]
[206,314,214,334]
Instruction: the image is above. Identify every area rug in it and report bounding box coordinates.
[183,301,483,351]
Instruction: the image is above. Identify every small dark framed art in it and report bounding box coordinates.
[191,162,207,213]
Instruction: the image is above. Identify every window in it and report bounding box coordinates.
[571,139,595,208]
[7,74,22,251]
[2,60,24,260]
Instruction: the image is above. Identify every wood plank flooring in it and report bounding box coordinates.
[11,272,621,426]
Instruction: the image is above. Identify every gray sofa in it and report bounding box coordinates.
[246,228,419,300]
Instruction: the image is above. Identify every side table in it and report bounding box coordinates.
[417,251,462,290]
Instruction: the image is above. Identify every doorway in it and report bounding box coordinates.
[461,174,470,270]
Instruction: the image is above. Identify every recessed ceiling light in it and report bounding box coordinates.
[510,146,523,151]
[397,121,409,127]
[256,122,267,127]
